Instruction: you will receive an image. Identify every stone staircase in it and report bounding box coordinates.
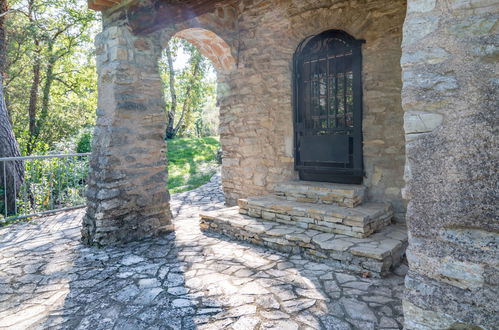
[200,181,407,277]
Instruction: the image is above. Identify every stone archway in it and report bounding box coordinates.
[82,27,174,246]
[84,1,497,327]
[163,27,239,202]
[161,26,237,200]
[173,28,236,73]
[82,24,237,247]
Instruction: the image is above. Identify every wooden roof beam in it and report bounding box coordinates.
[88,0,238,34]
[129,0,239,34]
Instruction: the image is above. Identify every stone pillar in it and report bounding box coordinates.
[401,0,498,328]
[82,22,173,246]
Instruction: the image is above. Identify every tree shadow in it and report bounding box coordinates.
[0,210,203,329]
[0,177,405,329]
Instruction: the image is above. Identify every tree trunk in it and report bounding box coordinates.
[0,0,24,216]
[34,44,56,143]
[165,44,177,139]
[0,0,7,74]
[0,77,23,216]
[26,50,40,154]
[26,0,40,154]
[174,86,192,137]
[173,56,202,136]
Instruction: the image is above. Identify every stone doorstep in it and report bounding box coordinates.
[238,196,393,238]
[199,207,408,277]
[274,181,366,207]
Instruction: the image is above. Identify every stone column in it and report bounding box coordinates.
[82,22,173,246]
[401,0,498,328]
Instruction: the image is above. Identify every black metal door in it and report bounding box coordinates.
[294,30,364,184]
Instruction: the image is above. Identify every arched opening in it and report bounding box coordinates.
[78,0,497,328]
[173,28,235,73]
[159,28,236,194]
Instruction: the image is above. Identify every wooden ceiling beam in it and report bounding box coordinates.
[128,0,236,34]
[89,0,237,34]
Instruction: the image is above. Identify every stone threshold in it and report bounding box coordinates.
[238,195,393,238]
[200,207,407,277]
[274,180,366,207]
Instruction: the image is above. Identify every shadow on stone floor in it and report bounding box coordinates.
[0,175,405,329]
[0,214,405,329]
[197,229,406,329]
[0,221,209,329]
[54,232,203,329]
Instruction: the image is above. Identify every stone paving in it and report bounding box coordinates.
[0,174,407,329]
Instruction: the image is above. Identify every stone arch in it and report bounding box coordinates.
[84,1,497,328]
[158,26,240,203]
[171,28,236,73]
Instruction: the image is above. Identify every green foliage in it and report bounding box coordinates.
[160,38,219,138]
[5,1,221,155]
[5,0,98,155]
[167,136,220,193]
[194,91,219,137]
[76,128,93,153]
[0,155,88,223]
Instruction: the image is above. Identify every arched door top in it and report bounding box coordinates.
[296,30,364,57]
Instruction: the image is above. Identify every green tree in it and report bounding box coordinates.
[5,0,97,154]
[0,0,24,215]
[160,37,216,139]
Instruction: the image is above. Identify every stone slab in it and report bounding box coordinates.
[200,207,408,277]
[274,181,366,208]
[238,196,393,238]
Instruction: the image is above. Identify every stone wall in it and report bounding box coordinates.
[401,0,498,328]
[85,0,498,324]
[280,0,408,219]
[82,18,174,246]
[85,0,409,243]
[162,0,408,217]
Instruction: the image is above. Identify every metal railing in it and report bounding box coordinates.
[0,153,91,223]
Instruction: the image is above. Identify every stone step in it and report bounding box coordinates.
[274,181,366,208]
[238,196,393,238]
[200,207,407,277]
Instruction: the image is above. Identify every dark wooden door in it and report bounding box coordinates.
[294,30,364,184]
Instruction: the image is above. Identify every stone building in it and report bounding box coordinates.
[83,0,497,328]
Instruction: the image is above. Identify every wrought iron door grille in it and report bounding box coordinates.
[294,30,364,184]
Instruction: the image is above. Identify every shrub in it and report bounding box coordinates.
[76,128,93,153]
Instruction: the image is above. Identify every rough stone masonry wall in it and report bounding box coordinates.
[83,5,240,245]
[102,0,407,213]
[155,1,407,212]
[83,13,174,245]
[85,0,408,243]
[401,0,498,328]
[221,0,408,218]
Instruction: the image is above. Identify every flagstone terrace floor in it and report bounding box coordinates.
[0,174,407,329]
